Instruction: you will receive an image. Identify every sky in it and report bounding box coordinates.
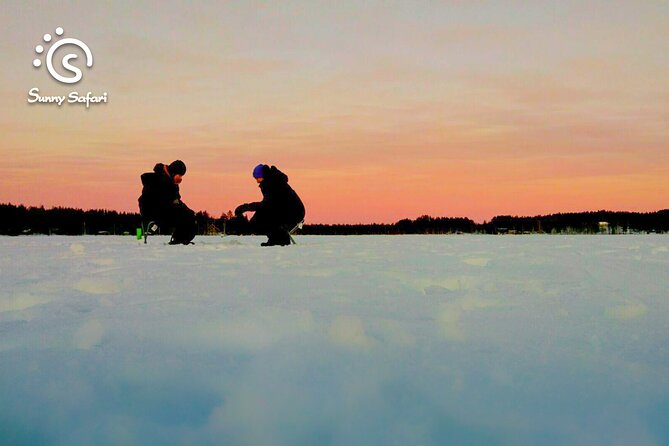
[0,0,667,223]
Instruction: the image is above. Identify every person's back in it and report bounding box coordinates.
[258,165,305,224]
[138,163,181,223]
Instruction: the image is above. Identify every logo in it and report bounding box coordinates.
[28,26,107,108]
[33,27,93,84]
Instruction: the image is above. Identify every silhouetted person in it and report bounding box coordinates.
[138,160,196,245]
[235,164,305,246]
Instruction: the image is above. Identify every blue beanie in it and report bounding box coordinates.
[252,164,265,179]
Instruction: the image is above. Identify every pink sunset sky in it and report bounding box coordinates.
[1,1,667,223]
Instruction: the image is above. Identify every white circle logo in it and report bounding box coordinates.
[33,27,93,84]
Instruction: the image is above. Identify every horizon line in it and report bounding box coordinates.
[3,202,667,226]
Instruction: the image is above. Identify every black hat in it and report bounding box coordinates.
[168,160,186,176]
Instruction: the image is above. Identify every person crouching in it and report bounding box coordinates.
[235,164,305,246]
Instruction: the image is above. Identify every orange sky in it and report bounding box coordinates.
[1,1,667,223]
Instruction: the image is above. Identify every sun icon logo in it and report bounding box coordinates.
[33,27,93,84]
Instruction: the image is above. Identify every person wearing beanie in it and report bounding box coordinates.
[252,163,264,180]
[138,159,196,245]
[235,164,305,246]
[168,160,186,182]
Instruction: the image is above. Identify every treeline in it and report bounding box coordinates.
[488,210,669,234]
[301,212,669,234]
[303,216,477,235]
[0,204,214,236]
[1,203,668,235]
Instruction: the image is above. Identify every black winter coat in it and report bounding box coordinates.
[138,163,182,220]
[248,165,305,224]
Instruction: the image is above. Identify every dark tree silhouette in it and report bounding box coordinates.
[1,203,667,236]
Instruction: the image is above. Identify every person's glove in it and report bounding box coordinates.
[235,203,251,216]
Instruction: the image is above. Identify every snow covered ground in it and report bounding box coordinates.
[1,235,668,445]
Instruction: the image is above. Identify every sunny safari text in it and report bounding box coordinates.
[27,87,108,108]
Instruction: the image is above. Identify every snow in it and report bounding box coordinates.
[1,235,668,445]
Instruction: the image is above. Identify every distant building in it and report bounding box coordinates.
[599,222,610,234]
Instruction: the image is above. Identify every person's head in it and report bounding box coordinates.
[168,160,187,184]
[252,164,266,183]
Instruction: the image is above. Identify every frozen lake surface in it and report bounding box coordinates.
[1,235,668,445]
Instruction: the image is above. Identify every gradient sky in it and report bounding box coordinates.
[1,0,667,223]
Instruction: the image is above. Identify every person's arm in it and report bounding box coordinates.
[235,202,261,216]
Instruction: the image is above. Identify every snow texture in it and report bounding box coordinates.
[1,235,668,445]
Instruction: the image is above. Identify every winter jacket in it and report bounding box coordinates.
[138,163,182,220]
[247,165,305,225]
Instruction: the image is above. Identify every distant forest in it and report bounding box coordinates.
[1,203,668,236]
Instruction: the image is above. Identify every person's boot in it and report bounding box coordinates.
[261,236,279,246]
[261,230,290,246]
[276,230,291,245]
[261,229,291,246]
